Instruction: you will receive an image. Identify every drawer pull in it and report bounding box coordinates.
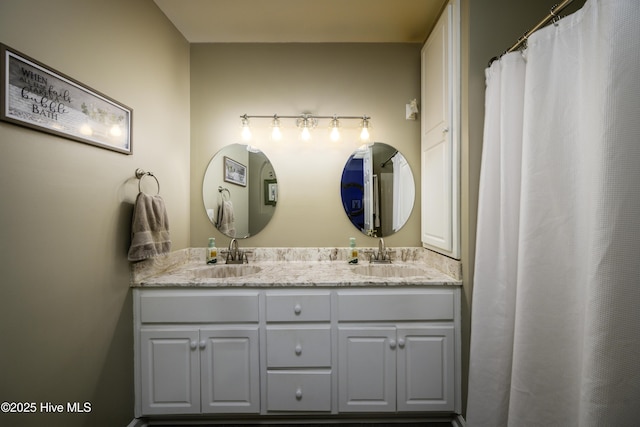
[295,344,303,355]
[294,303,302,315]
[295,387,303,400]
[190,340,197,350]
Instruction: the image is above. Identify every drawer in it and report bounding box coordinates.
[266,326,331,368]
[139,290,259,323]
[266,371,332,412]
[266,292,331,322]
[337,289,455,321]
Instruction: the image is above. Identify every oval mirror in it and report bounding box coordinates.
[203,143,277,238]
[340,142,415,237]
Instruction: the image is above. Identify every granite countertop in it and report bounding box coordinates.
[130,247,462,288]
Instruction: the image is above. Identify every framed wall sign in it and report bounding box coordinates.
[1,43,132,154]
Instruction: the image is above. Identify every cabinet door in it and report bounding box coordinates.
[397,326,455,412]
[421,3,459,259]
[200,327,260,414]
[338,327,396,412]
[140,329,200,415]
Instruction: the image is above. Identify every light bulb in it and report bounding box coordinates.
[241,125,252,141]
[271,117,282,141]
[360,118,370,142]
[271,126,282,140]
[301,125,311,141]
[330,126,340,141]
[240,116,252,141]
[329,117,340,142]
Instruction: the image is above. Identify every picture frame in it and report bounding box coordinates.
[223,156,247,186]
[0,43,132,155]
[264,179,277,205]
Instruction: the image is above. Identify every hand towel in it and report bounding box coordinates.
[216,199,236,237]
[127,192,171,261]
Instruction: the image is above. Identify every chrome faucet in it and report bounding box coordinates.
[225,238,246,264]
[370,238,392,264]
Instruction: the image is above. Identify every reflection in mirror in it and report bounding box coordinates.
[203,144,277,238]
[340,142,415,237]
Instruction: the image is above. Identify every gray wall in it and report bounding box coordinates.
[0,1,190,426]
[190,43,423,249]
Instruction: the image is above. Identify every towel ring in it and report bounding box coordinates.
[135,168,160,195]
[218,186,231,199]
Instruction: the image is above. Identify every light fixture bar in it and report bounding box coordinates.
[240,113,370,121]
[239,113,371,143]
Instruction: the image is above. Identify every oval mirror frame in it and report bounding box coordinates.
[340,142,415,237]
[202,143,277,238]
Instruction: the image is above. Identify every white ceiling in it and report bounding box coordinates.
[153,0,447,43]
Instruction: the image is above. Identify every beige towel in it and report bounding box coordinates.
[217,199,236,237]
[128,192,171,261]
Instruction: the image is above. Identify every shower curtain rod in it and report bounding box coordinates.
[489,0,575,66]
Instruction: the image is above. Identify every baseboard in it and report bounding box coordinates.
[127,415,467,427]
[451,414,466,427]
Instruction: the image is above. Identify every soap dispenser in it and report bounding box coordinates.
[207,237,218,264]
[349,237,358,264]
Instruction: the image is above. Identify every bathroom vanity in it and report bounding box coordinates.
[131,248,462,423]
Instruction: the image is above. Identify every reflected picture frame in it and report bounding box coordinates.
[264,179,277,205]
[223,156,247,186]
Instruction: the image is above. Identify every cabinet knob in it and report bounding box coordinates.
[190,340,197,350]
[295,344,303,355]
[443,127,449,133]
[295,388,303,400]
[199,340,206,349]
[389,339,397,349]
[294,303,302,315]
[398,338,406,348]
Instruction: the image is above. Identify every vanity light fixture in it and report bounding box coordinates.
[239,113,372,142]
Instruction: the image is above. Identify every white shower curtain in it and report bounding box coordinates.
[467,0,640,426]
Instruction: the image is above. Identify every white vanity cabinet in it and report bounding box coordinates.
[134,286,461,420]
[337,290,457,413]
[135,290,261,416]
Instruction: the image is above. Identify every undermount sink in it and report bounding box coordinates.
[190,264,262,279]
[350,264,430,278]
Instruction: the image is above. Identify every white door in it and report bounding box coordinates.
[396,326,455,412]
[421,3,459,258]
[140,329,200,415]
[338,327,396,412]
[362,145,374,232]
[200,327,260,414]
